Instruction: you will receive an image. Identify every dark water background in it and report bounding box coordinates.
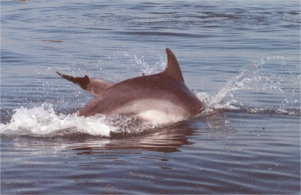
[1,0,300,194]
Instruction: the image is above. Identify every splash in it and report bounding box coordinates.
[199,56,300,116]
[214,56,283,105]
[0,103,153,138]
[131,55,166,75]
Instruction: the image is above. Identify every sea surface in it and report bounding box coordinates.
[1,0,300,194]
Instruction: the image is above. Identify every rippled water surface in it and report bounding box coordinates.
[1,0,300,194]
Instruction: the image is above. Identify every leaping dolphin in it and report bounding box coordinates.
[56,48,204,126]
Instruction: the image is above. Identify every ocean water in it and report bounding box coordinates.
[1,0,300,194]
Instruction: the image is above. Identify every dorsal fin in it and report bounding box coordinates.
[163,48,184,82]
[56,71,114,96]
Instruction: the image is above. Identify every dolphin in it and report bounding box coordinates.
[56,48,204,126]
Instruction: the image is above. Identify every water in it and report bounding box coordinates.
[1,0,300,194]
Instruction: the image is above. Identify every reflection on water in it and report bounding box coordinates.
[105,124,195,153]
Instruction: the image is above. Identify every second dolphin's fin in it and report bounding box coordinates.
[56,71,114,96]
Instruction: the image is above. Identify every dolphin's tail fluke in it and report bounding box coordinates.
[56,71,114,96]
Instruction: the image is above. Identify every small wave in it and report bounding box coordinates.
[245,107,300,116]
[219,104,301,116]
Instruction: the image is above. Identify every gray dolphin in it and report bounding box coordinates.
[56,48,204,126]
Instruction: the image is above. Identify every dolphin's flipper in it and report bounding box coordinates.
[163,48,184,82]
[56,71,114,96]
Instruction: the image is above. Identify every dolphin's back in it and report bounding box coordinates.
[79,73,203,125]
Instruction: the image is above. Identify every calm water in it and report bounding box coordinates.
[1,0,300,194]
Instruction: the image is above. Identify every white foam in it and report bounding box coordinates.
[0,103,115,137]
[196,92,239,111]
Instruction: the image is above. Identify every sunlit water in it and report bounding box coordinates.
[1,0,300,194]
